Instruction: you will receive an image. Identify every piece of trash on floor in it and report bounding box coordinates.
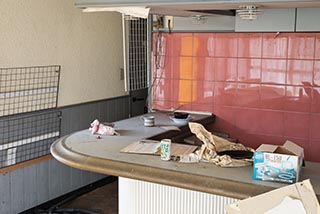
[225,179,320,214]
[89,119,119,136]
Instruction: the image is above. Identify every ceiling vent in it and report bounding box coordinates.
[236,5,263,20]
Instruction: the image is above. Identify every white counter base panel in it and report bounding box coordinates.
[119,177,238,214]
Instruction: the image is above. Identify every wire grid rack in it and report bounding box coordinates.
[126,18,148,91]
[0,110,61,168]
[0,65,60,117]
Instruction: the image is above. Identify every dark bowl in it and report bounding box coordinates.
[173,112,189,119]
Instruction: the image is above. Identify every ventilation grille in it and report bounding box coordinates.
[123,17,148,91]
[0,110,61,168]
[0,65,60,117]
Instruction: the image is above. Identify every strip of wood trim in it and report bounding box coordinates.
[0,154,52,174]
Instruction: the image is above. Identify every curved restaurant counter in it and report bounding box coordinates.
[50,112,320,201]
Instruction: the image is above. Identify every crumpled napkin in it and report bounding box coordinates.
[89,119,119,136]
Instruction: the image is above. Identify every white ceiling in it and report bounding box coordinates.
[76,0,320,17]
[150,1,320,16]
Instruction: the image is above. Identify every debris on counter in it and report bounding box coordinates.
[120,140,197,158]
[89,119,119,136]
[253,140,304,183]
[159,125,181,131]
[179,153,200,163]
[184,132,237,146]
[188,122,254,167]
[160,139,171,161]
[226,179,320,214]
[121,140,161,154]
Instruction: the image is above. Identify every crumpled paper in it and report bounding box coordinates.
[188,122,254,167]
[89,119,119,136]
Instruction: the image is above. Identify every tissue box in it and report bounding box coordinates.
[253,140,304,183]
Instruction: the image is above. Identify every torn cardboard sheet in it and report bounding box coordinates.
[225,179,320,214]
[120,140,198,157]
[265,196,306,214]
[188,122,254,167]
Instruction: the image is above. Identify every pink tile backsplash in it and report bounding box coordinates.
[311,87,320,113]
[193,33,215,57]
[172,33,193,56]
[309,140,320,162]
[214,82,237,106]
[192,81,214,104]
[214,33,238,57]
[310,114,320,140]
[152,32,320,162]
[193,57,215,80]
[171,79,192,103]
[285,86,311,112]
[152,78,172,101]
[259,110,284,135]
[287,33,315,59]
[191,103,214,113]
[214,58,237,81]
[261,59,287,84]
[172,56,193,79]
[153,100,172,110]
[314,33,320,60]
[235,83,260,108]
[235,109,261,133]
[284,112,310,139]
[238,33,262,58]
[262,33,288,59]
[260,85,285,110]
[314,60,320,86]
[212,105,236,135]
[153,33,173,56]
[153,55,172,79]
[237,58,261,82]
[286,60,313,85]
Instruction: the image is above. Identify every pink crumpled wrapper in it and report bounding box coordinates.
[89,119,119,136]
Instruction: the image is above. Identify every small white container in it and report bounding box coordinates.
[141,115,155,127]
[160,139,171,161]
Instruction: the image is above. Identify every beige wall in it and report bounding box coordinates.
[0,0,126,107]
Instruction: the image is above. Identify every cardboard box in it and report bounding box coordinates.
[226,179,320,214]
[253,140,304,183]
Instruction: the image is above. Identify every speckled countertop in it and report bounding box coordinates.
[50,112,320,200]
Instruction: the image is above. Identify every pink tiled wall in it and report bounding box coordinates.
[152,32,320,162]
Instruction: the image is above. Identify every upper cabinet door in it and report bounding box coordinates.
[235,9,296,32]
[296,8,320,32]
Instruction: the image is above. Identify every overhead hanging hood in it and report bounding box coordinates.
[76,0,320,17]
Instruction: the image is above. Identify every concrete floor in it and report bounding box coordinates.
[61,181,118,214]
